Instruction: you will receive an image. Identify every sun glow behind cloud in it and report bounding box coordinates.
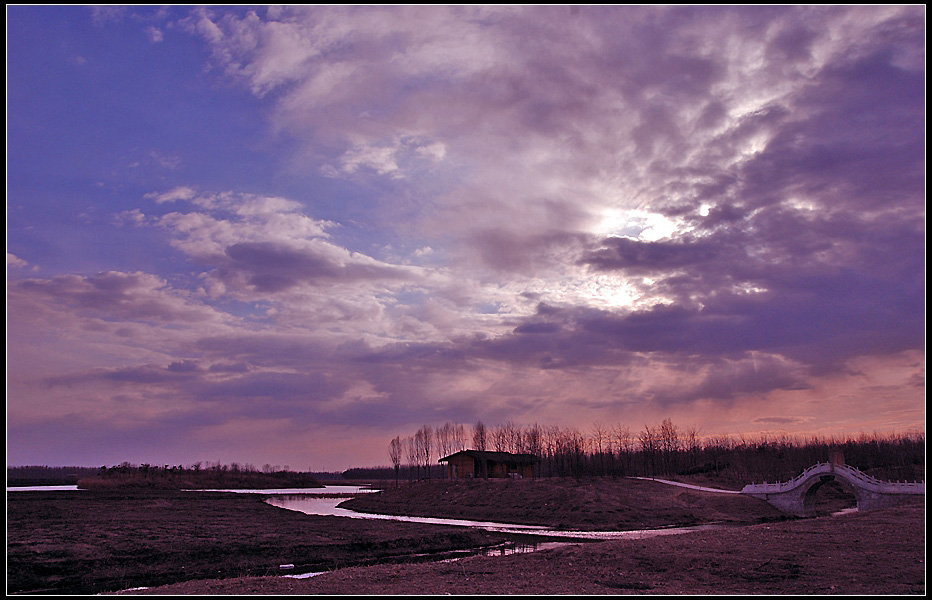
[593,208,684,243]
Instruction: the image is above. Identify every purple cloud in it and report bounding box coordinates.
[6,6,925,470]
[220,241,413,293]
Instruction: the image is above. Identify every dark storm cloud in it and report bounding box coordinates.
[191,370,355,422]
[208,362,250,373]
[378,225,922,399]
[579,215,923,370]
[581,238,920,373]
[513,321,563,335]
[683,354,812,402]
[192,334,341,369]
[465,228,589,274]
[14,272,220,323]
[582,236,723,276]
[45,359,352,422]
[167,360,201,373]
[626,13,926,226]
[575,27,927,385]
[196,371,341,402]
[45,364,204,388]
[218,241,415,293]
[736,53,924,215]
[355,307,636,375]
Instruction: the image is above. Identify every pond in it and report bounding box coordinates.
[194,485,377,495]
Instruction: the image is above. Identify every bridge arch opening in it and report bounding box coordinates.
[802,475,858,515]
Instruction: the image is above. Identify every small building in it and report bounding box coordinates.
[438,450,539,479]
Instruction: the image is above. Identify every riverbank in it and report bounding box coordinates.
[6,489,508,594]
[125,498,924,595]
[8,478,921,595]
[339,477,789,531]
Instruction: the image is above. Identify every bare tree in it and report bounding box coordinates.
[553,426,577,477]
[473,420,488,451]
[491,423,508,452]
[523,422,542,456]
[613,424,633,476]
[684,425,702,472]
[707,433,732,474]
[564,427,585,478]
[414,428,424,480]
[508,421,524,453]
[658,418,680,475]
[388,421,925,485]
[592,422,608,476]
[522,423,543,477]
[543,424,561,477]
[405,435,418,481]
[453,423,467,452]
[436,422,454,460]
[492,420,522,453]
[389,436,403,488]
[418,424,433,480]
[639,424,657,475]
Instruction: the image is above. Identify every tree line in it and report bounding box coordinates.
[73,461,323,490]
[387,419,925,485]
[387,423,469,484]
[7,465,101,486]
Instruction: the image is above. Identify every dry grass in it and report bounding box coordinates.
[9,477,922,596]
[6,489,506,594]
[340,477,790,530]
[127,498,925,595]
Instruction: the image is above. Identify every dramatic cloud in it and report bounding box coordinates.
[13,271,225,323]
[7,6,924,469]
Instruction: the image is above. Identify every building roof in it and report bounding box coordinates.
[437,449,539,464]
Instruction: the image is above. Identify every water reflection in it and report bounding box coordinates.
[6,484,375,494]
[468,540,569,557]
[265,495,726,540]
[196,485,377,495]
[278,540,570,580]
[6,485,80,492]
[265,495,548,532]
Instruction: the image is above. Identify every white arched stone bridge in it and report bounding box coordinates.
[741,462,924,516]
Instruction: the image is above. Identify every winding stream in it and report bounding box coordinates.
[262,491,722,580]
[11,483,846,590]
[264,493,729,541]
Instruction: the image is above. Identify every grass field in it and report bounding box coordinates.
[7,477,923,595]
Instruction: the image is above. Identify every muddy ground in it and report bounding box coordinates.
[6,489,507,595]
[130,499,925,595]
[7,477,924,595]
[339,476,790,530]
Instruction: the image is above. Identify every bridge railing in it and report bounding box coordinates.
[744,462,830,492]
[837,464,924,491]
[836,464,882,486]
[743,462,924,494]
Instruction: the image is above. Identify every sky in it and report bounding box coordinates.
[7,6,926,471]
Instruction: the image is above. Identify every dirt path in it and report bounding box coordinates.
[628,477,742,493]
